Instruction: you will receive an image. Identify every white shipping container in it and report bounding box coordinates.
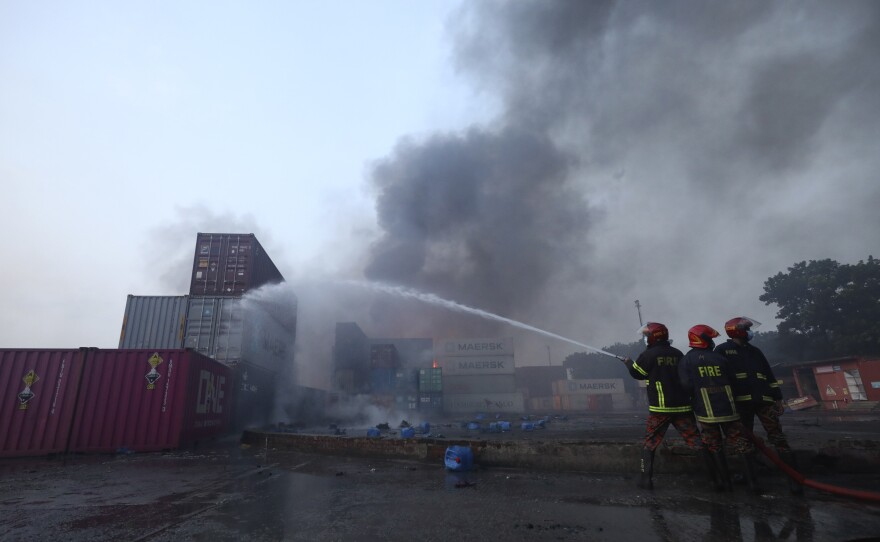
[443,374,517,394]
[437,355,515,376]
[552,379,625,396]
[118,295,189,349]
[444,392,524,413]
[435,337,514,358]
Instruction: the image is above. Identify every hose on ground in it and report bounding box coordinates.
[746,429,880,503]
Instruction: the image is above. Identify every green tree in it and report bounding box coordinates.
[760,256,880,358]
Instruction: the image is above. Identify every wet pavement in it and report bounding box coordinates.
[1,439,879,541]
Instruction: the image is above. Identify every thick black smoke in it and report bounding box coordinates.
[363,1,880,356]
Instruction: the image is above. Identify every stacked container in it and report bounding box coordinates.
[418,367,442,413]
[435,337,523,413]
[189,233,284,296]
[118,295,188,349]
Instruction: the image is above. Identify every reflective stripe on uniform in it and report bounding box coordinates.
[762,395,775,402]
[735,372,747,379]
[701,388,714,419]
[649,405,692,413]
[757,373,766,380]
[735,395,752,402]
[769,382,780,388]
[632,362,648,377]
[696,414,740,423]
[656,381,665,408]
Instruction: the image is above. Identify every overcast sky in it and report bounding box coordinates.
[2,1,878,372]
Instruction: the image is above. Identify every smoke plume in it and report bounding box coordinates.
[362,1,880,357]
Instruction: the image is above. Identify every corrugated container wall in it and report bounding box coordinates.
[370,344,400,369]
[190,233,284,296]
[334,323,369,371]
[0,349,87,457]
[229,361,277,431]
[443,374,517,394]
[184,296,295,374]
[118,295,188,349]
[67,349,232,453]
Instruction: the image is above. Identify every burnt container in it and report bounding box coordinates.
[118,295,189,349]
[190,233,284,296]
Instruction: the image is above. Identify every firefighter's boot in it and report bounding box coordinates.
[701,448,724,491]
[637,449,655,490]
[778,448,804,495]
[711,450,733,491]
[741,453,763,494]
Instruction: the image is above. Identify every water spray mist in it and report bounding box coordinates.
[344,280,626,361]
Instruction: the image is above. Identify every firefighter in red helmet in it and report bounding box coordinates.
[678,324,760,493]
[622,322,707,490]
[716,317,803,494]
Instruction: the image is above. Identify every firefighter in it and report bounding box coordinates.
[716,317,803,495]
[678,324,760,493]
[622,322,706,490]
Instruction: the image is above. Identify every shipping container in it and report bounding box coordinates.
[395,368,418,393]
[443,392,524,413]
[118,295,188,349]
[229,361,277,431]
[184,296,295,373]
[435,337,514,358]
[528,396,556,412]
[370,368,395,393]
[551,379,625,396]
[555,394,613,412]
[437,355,516,376]
[190,233,284,296]
[370,344,400,369]
[67,349,232,453]
[334,323,369,371]
[418,392,443,412]
[395,395,419,411]
[442,374,517,394]
[418,368,442,393]
[0,349,87,458]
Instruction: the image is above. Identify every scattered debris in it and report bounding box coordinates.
[376,422,390,431]
[335,472,345,476]
[455,480,476,488]
[399,420,411,428]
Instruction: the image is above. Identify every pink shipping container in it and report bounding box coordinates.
[67,349,233,453]
[0,349,87,458]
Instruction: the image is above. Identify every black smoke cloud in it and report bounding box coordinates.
[362,1,880,357]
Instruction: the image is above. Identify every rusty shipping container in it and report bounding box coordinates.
[190,233,284,296]
[67,349,232,453]
[184,296,295,374]
[0,349,87,458]
[118,295,188,349]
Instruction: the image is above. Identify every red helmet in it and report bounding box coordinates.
[688,324,719,349]
[724,317,762,339]
[639,322,669,346]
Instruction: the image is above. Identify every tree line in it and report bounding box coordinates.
[565,255,879,378]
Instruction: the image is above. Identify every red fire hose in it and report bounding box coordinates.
[746,430,880,503]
